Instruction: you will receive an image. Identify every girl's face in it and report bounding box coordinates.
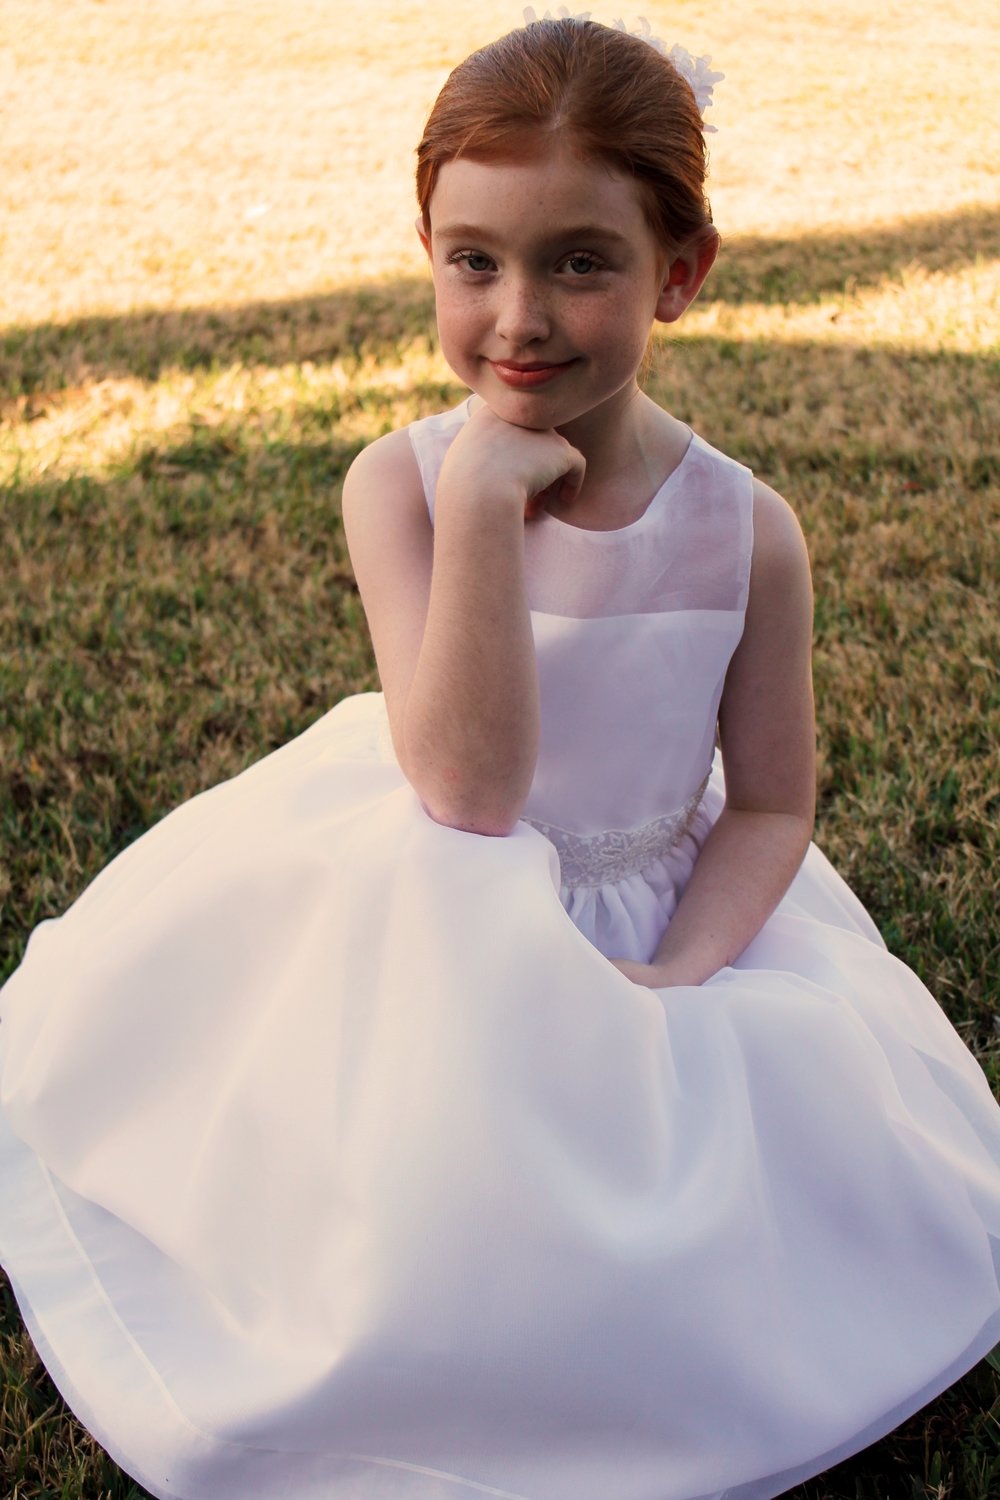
[419,140,680,432]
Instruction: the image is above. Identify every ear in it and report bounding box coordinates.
[415,215,432,261]
[654,232,719,324]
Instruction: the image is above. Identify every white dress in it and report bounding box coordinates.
[2,400,999,1500]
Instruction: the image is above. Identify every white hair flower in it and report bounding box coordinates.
[610,20,724,128]
[523,7,592,20]
[522,9,724,130]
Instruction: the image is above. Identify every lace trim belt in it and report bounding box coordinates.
[521,776,709,889]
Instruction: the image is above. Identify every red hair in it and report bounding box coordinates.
[416,17,717,257]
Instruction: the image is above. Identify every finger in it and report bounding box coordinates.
[525,476,563,517]
[556,448,587,507]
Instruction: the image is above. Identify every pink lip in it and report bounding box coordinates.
[489,360,573,389]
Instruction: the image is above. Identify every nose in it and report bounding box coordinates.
[494,273,551,347]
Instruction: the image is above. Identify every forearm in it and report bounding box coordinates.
[400,489,538,835]
[648,806,813,985]
[347,409,584,836]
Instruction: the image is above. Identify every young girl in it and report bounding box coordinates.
[2,14,999,1500]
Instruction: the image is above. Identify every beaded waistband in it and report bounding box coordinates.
[521,776,709,889]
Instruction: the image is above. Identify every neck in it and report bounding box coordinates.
[549,385,690,523]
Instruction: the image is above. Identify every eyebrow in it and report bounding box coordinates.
[433,222,632,247]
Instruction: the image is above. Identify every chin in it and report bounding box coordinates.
[473,385,590,433]
[498,408,560,432]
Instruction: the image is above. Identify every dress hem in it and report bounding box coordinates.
[3,1103,998,1500]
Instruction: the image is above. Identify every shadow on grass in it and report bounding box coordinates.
[716,201,1000,306]
[3,202,998,400]
[3,279,438,400]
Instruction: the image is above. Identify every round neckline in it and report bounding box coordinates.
[535,429,697,540]
[459,395,696,542]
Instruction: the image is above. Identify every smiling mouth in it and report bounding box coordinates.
[489,360,574,389]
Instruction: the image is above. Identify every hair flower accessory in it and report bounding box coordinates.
[522,8,724,130]
[613,24,725,129]
[523,6,592,19]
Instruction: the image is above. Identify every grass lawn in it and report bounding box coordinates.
[2,1,999,1496]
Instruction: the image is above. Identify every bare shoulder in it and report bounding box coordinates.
[746,477,815,624]
[749,477,812,596]
[339,425,435,714]
[341,426,425,521]
[340,425,432,588]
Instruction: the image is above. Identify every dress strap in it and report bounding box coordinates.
[521,776,709,889]
[407,398,474,524]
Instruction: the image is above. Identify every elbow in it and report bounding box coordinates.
[395,720,535,838]
[791,791,817,849]
[420,792,524,839]
[413,767,529,838]
[783,807,816,870]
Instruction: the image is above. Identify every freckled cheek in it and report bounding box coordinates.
[571,317,646,373]
[433,294,490,362]
[435,319,479,374]
[570,307,621,343]
[561,291,646,343]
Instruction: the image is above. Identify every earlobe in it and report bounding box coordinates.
[654,232,720,324]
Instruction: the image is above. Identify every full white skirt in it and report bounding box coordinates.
[2,694,999,1500]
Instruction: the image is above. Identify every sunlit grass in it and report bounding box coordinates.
[4,0,998,322]
[2,1,999,1497]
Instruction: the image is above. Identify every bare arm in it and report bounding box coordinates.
[341,408,584,835]
[612,480,816,987]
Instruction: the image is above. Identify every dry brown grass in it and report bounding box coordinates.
[3,0,998,322]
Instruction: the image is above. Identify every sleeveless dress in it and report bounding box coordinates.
[2,399,999,1500]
